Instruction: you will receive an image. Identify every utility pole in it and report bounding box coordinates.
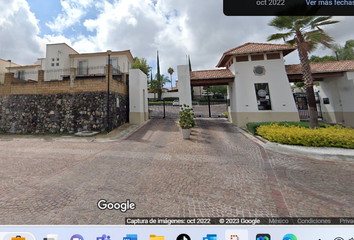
[107,50,112,133]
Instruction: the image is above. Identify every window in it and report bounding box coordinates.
[57,58,59,61]
[78,60,88,75]
[51,63,54,67]
[266,53,281,60]
[253,66,266,76]
[17,71,25,80]
[251,54,264,61]
[254,83,272,110]
[56,63,59,66]
[110,58,118,73]
[52,58,55,61]
[236,56,248,62]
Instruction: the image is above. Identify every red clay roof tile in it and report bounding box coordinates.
[286,60,354,74]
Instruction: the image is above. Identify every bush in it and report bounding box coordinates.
[256,124,354,149]
[246,121,327,135]
[179,104,195,129]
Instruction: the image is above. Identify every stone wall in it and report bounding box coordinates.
[0,92,128,133]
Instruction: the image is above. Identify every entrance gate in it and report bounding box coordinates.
[148,98,180,119]
[293,92,323,120]
[193,96,228,118]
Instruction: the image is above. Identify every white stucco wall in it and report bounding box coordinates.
[45,43,77,71]
[227,53,299,126]
[9,66,40,81]
[177,65,192,108]
[317,72,354,126]
[234,55,297,112]
[129,69,148,124]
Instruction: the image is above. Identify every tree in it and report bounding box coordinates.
[332,39,354,60]
[149,79,160,99]
[157,51,162,99]
[268,15,339,128]
[167,67,174,89]
[310,39,354,62]
[209,86,227,96]
[131,57,151,75]
[309,55,337,62]
[155,73,170,88]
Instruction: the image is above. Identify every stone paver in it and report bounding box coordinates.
[0,118,353,224]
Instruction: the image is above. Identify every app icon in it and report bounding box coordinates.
[225,230,248,240]
[44,234,58,240]
[123,235,137,240]
[12,236,25,240]
[203,234,217,240]
[256,234,270,240]
[97,235,111,240]
[176,234,191,240]
[150,235,164,240]
[70,234,84,240]
[282,234,297,240]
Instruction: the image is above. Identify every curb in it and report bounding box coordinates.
[0,120,151,143]
[237,127,354,162]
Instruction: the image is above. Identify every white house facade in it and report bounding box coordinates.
[4,43,135,82]
[287,60,354,127]
[186,42,300,127]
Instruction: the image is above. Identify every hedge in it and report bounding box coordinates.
[246,121,327,135]
[256,124,354,149]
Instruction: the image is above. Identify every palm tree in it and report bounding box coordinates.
[155,74,170,89]
[268,16,339,128]
[149,79,160,99]
[167,67,174,90]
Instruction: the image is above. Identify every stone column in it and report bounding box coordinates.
[38,70,44,82]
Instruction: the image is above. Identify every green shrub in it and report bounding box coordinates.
[246,121,327,135]
[257,124,354,149]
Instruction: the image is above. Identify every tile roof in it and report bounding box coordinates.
[190,69,234,80]
[286,60,354,74]
[225,42,296,55]
[217,42,296,67]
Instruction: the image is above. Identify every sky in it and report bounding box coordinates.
[0,0,353,86]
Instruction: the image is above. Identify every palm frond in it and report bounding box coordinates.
[267,32,294,42]
[268,16,294,30]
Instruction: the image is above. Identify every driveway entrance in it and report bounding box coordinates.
[0,118,353,224]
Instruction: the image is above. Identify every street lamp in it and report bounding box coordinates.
[107,50,112,133]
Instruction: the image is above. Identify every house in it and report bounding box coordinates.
[4,43,135,82]
[0,58,20,84]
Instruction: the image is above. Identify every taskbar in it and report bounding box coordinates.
[125,217,354,225]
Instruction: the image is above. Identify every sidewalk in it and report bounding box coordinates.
[0,121,148,143]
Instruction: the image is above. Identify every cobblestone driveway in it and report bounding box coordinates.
[0,118,353,224]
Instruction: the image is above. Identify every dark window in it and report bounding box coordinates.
[51,63,54,67]
[56,63,59,66]
[254,83,272,110]
[236,56,248,62]
[57,58,59,61]
[267,53,281,60]
[251,54,264,61]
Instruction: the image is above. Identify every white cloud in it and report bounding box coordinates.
[46,0,94,33]
[2,0,353,77]
[0,0,44,65]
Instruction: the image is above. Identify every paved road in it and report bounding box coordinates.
[0,118,353,224]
